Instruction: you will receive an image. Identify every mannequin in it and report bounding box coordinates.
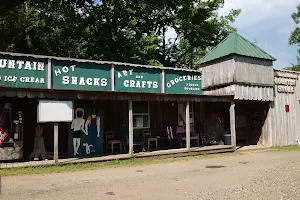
[85,107,100,153]
[71,108,87,156]
[28,125,52,161]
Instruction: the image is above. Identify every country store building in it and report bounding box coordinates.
[0,32,299,165]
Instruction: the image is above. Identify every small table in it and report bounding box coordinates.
[182,134,200,146]
[147,138,158,150]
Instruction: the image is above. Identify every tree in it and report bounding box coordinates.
[289,4,300,69]
[0,0,240,68]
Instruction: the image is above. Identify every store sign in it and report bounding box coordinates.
[274,71,298,79]
[52,60,111,91]
[274,73,298,94]
[0,55,47,88]
[274,77,296,86]
[277,85,295,93]
[115,66,161,93]
[165,70,202,94]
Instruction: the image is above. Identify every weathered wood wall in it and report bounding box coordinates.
[234,55,274,85]
[201,56,235,89]
[263,70,300,146]
[201,55,274,90]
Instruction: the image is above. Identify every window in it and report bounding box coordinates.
[178,102,194,126]
[133,101,150,129]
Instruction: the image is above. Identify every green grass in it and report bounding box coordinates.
[0,152,234,177]
[272,145,300,151]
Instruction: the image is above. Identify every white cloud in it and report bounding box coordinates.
[219,0,299,68]
[219,0,299,29]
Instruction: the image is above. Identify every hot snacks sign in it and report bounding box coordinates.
[115,66,161,93]
[0,55,47,88]
[52,60,111,91]
[165,70,202,94]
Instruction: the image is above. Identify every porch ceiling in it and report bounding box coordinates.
[0,88,233,102]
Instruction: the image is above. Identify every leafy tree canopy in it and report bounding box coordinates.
[0,0,241,68]
[287,4,300,71]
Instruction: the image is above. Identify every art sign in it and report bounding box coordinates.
[165,70,202,94]
[115,66,161,93]
[52,59,111,91]
[0,55,47,89]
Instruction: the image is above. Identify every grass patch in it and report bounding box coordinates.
[272,145,300,151]
[0,152,235,177]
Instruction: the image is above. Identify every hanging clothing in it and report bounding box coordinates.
[166,126,174,140]
[0,127,9,146]
[86,115,100,153]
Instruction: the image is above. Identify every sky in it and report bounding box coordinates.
[166,0,299,69]
[219,0,299,69]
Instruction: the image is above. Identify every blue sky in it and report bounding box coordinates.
[166,0,299,69]
[219,0,299,69]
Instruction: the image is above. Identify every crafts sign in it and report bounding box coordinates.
[52,60,111,91]
[115,66,161,93]
[165,70,202,94]
[0,55,47,88]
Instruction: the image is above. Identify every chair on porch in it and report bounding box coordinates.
[143,129,158,151]
[119,124,146,153]
[105,131,122,154]
[200,122,216,146]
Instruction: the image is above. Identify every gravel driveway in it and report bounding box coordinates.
[1,150,300,200]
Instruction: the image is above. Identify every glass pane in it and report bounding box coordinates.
[133,101,148,113]
[133,115,137,127]
[143,115,149,127]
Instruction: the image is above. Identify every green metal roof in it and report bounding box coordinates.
[199,32,276,64]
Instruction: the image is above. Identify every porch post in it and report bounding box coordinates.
[186,101,190,151]
[229,101,236,148]
[54,122,59,164]
[128,100,134,156]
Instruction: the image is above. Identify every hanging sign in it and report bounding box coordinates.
[0,55,47,89]
[274,72,298,94]
[52,59,111,91]
[274,71,298,79]
[115,66,161,93]
[165,70,202,94]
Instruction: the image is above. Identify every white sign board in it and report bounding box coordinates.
[37,100,73,122]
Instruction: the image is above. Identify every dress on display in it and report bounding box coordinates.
[86,115,100,153]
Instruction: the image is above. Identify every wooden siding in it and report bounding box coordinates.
[201,58,235,89]
[203,85,274,101]
[234,55,274,85]
[201,55,274,90]
[263,70,300,146]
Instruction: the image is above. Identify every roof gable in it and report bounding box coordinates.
[199,32,276,64]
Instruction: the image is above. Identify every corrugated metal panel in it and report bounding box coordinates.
[264,70,300,146]
[199,32,276,64]
[0,89,232,102]
[203,84,274,101]
[234,85,274,101]
[0,51,200,73]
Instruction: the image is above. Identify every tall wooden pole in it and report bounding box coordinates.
[186,101,190,151]
[128,100,134,156]
[54,122,59,164]
[230,101,236,148]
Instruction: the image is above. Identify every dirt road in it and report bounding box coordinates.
[1,150,300,200]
